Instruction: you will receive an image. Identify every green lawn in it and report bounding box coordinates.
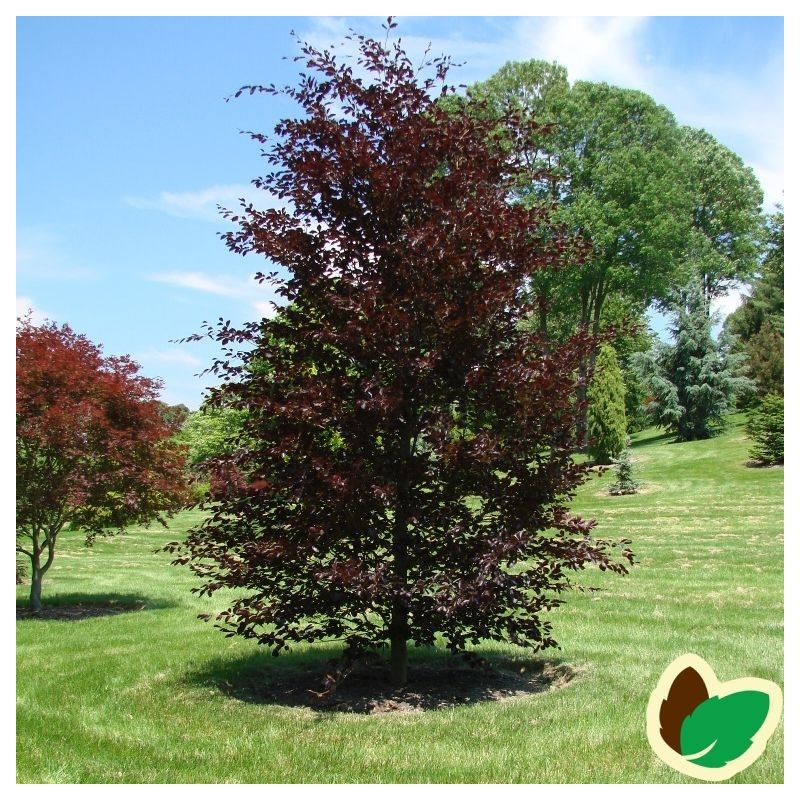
[16,415,783,783]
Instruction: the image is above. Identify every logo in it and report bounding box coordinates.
[646,653,782,781]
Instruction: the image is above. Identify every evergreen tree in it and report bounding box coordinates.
[598,294,654,432]
[745,321,784,397]
[746,393,784,465]
[608,446,640,495]
[587,344,627,463]
[635,281,753,441]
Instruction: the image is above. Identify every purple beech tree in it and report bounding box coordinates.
[168,23,633,688]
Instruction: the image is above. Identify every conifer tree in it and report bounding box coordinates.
[608,446,640,495]
[587,344,627,463]
[746,393,783,465]
[635,281,753,441]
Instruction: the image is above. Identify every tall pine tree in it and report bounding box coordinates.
[635,281,753,441]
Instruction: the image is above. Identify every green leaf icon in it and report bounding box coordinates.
[680,691,770,768]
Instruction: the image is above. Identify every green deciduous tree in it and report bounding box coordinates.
[587,344,627,463]
[177,405,248,472]
[469,62,693,339]
[156,401,191,428]
[555,82,692,334]
[680,126,764,305]
[725,207,784,396]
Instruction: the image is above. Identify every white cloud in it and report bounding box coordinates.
[251,299,278,319]
[16,296,52,325]
[750,163,785,214]
[132,348,203,368]
[148,270,283,318]
[125,184,268,221]
[149,271,246,297]
[515,17,650,88]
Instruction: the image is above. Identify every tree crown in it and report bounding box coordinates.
[170,25,633,673]
[17,317,188,542]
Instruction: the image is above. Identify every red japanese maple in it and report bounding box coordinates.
[16,317,188,611]
[170,23,633,686]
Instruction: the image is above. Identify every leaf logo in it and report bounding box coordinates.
[646,654,782,781]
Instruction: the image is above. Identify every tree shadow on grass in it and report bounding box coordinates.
[189,645,576,715]
[15,592,174,621]
[630,429,675,449]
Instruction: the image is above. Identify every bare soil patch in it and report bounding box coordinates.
[212,654,576,714]
[16,600,147,621]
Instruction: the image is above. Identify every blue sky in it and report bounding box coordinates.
[16,15,784,409]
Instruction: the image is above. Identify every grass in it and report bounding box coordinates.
[16,414,783,783]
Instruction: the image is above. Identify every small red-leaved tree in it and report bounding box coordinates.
[16,317,189,611]
[170,24,633,687]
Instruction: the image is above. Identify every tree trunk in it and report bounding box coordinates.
[537,288,548,338]
[574,288,591,447]
[576,280,607,450]
[390,411,413,687]
[390,602,409,686]
[28,533,55,613]
[390,503,410,686]
[30,565,43,613]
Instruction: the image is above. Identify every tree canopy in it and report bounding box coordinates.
[725,207,783,396]
[468,61,693,338]
[16,317,188,611]
[680,126,764,304]
[169,25,633,689]
[177,404,248,473]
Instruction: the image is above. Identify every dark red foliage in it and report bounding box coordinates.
[169,24,633,681]
[16,317,189,609]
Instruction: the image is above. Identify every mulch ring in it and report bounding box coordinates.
[221,656,576,715]
[16,601,147,621]
[596,482,661,497]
